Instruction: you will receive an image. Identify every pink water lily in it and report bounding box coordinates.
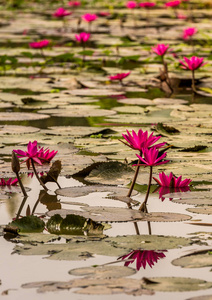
[81,13,98,22]
[155,185,190,201]
[126,1,137,9]
[109,72,131,84]
[183,27,197,40]
[68,1,81,7]
[53,7,72,18]
[118,250,167,270]
[179,56,206,71]
[38,147,58,164]
[152,44,169,56]
[121,129,166,152]
[75,32,90,43]
[136,147,169,167]
[29,40,50,49]
[165,0,181,7]
[153,172,192,187]
[13,141,42,169]
[0,178,18,186]
[139,2,156,8]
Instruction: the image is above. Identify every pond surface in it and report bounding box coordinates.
[0,0,212,299]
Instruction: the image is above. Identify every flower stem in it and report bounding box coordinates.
[139,166,153,212]
[16,172,28,197]
[191,69,196,92]
[31,159,48,191]
[127,159,141,197]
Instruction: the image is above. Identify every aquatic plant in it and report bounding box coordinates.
[0,178,18,186]
[153,171,192,187]
[126,1,137,9]
[53,7,72,18]
[183,27,197,40]
[118,249,167,270]
[29,40,50,49]
[108,72,131,86]
[179,56,206,91]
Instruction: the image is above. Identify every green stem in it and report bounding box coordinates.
[127,159,141,197]
[31,159,48,191]
[191,69,196,92]
[139,166,153,211]
[16,172,28,197]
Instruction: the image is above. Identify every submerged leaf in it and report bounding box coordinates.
[7,216,45,233]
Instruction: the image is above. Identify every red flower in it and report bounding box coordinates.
[108,72,131,83]
[139,2,156,8]
[183,27,197,40]
[118,250,167,270]
[81,13,98,22]
[165,0,181,7]
[53,7,72,18]
[126,1,137,9]
[153,171,192,187]
[75,32,90,43]
[13,141,42,169]
[152,44,169,56]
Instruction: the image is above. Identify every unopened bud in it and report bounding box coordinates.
[11,151,20,173]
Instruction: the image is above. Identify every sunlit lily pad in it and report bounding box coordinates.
[187,206,212,215]
[0,112,50,121]
[69,265,136,278]
[144,277,212,292]
[172,249,212,268]
[47,207,191,223]
[0,125,40,135]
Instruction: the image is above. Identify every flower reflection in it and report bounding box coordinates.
[154,185,191,201]
[118,249,167,270]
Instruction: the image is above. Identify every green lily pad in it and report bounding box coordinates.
[172,249,212,268]
[0,112,50,121]
[47,208,191,223]
[7,216,45,233]
[144,277,212,292]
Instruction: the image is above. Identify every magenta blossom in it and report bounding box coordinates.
[139,2,156,8]
[121,129,166,152]
[75,32,90,43]
[109,72,131,83]
[179,56,206,71]
[118,250,167,270]
[13,141,42,169]
[29,40,50,49]
[126,1,137,9]
[81,13,98,22]
[38,148,58,164]
[135,147,169,167]
[183,27,197,40]
[98,11,110,17]
[154,185,190,201]
[0,178,18,186]
[53,7,72,18]
[68,1,81,7]
[152,44,169,56]
[165,0,181,7]
[153,171,192,187]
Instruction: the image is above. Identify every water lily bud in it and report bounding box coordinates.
[11,151,20,173]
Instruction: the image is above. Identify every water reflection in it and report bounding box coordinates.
[118,249,167,270]
[154,186,191,201]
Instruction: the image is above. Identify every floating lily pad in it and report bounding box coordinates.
[172,249,212,268]
[69,265,136,278]
[7,216,45,233]
[187,206,212,215]
[118,98,154,106]
[144,277,212,292]
[47,208,191,223]
[0,112,50,121]
[0,125,40,135]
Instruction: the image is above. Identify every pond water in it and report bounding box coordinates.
[1,0,212,299]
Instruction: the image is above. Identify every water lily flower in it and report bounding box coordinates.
[98,12,110,17]
[179,56,206,91]
[152,44,169,56]
[153,171,192,187]
[75,32,90,43]
[0,178,18,186]
[108,72,131,85]
[68,1,81,7]
[126,1,137,9]
[183,27,197,40]
[136,147,169,167]
[81,13,98,22]
[165,0,181,7]
[118,250,167,270]
[29,40,50,49]
[121,129,166,152]
[38,148,58,164]
[139,2,156,8]
[179,56,206,71]
[13,141,42,169]
[53,7,72,18]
